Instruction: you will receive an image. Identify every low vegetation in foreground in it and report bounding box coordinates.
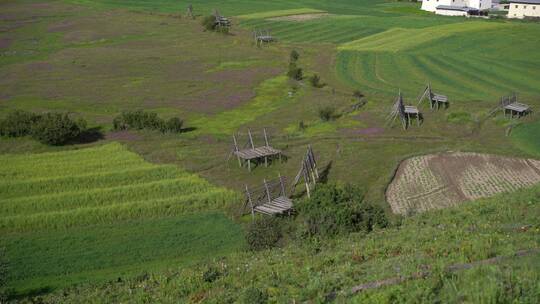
[1,0,539,302]
[19,183,540,303]
[0,143,243,295]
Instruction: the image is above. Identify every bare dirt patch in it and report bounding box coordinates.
[268,13,332,22]
[386,152,540,214]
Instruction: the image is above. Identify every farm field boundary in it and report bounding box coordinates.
[386,152,540,214]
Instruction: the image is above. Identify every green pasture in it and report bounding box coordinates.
[0,143,243,294]
[512,119,540,157]
[36,184,540,302]
[1,0,540,300]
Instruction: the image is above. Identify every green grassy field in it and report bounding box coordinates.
[1,0,539,301]
[33,184,540,303]
[512,120,540,157]
[0,143,243,294]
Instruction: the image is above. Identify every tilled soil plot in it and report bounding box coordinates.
[386,152,540,214]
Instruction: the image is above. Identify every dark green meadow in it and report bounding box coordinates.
[0,0,539,301]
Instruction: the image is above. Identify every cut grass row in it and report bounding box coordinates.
[34,183,540,302]
[335,22,540,101]
[4,213,244,294]
[0,143,244,293]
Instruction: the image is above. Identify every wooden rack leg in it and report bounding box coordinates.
[248,159,251,171]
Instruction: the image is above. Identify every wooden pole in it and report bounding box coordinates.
[245,185,255,219]
[263,179,272,204]
[263,128,269,146]
[233,134,241,167]
[248,159,251,171]
[278,173,286,197]
[248,129,255,149]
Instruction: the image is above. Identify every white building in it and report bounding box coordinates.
[421,0,492,14]
[507,0,540,18]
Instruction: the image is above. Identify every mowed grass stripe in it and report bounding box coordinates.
[1,189,235,232]
[0,176,221,217]
[445,55,540,94]
[426,54,517,95]
[339,22,507,52]
[1,156,149,180]
[5,213,244,293]
[0,165,189,199]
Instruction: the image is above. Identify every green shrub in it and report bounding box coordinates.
[309,74,322,88]
[202,266,221,283]
[287,62,303,80]
[202,15,217,31]
[353,90,364,99]
[31,113,86,145]
[245,217,282,251]
[165,117,183,133]
[295,183,387,238]
[290,50,300,63]
[241,287,268,304]
[318,106,337,121]
[0,110,40,137]
[113,110,183,133]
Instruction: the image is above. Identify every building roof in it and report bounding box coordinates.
[436,5,479,12]
[509,0,540,4]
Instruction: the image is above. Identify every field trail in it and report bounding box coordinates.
[387,152,540,214]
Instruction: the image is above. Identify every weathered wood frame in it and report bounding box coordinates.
[232,128,282,171]
[417,83,448,110]
[243,175,293,217]
[387,91,421,130]
[501,94,531,119]
[292,145,319,198]
[253,29,274,46]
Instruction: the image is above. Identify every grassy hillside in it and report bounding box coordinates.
[336,22,540,101]
[0,143,243,294]
[28,184,540,303]
[512,120,540,157]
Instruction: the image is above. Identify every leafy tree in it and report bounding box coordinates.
[295,183,388,238]
[201,15,217,31]
[245,217,282,251]
[164,117,183,133]
[289,50,300,62]
[318,106,337,121]
[0,110,39,137]
[31,113,86,145]
[287,62,303,80]
[309,74,322,88]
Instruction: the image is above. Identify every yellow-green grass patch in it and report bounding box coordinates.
[236,8,326,19]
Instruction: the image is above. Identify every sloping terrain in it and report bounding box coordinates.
[0,143,243,293]
[387,152,540,214]
[33,184,540,303]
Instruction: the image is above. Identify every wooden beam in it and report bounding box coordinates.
[248,129,255,149]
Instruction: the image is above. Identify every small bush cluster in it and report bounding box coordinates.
[245,217,282,251]
[202,15,217,31]
[241,287,268,304]
[113,110,183,133]
[287,50,303,81]
[202,266,221,283]
[0,110,87,145]
[309,74,322,88]
[295,183,388,238]
[318,106,337,121]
